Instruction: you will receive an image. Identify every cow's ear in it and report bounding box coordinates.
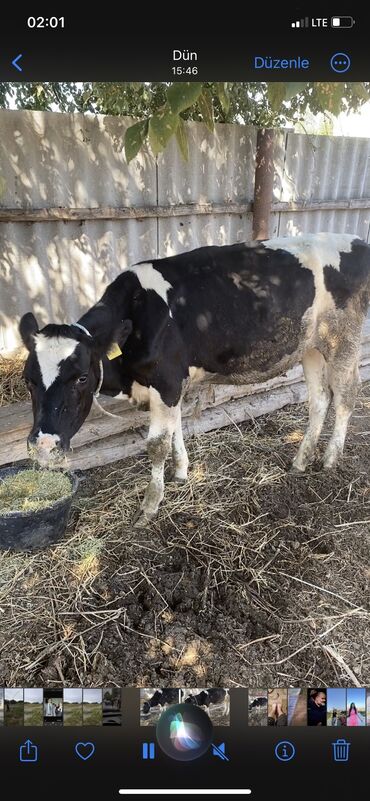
[19,312,39,351]
[114,319,133,347]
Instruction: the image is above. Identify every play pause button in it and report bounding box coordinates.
[142,742,156,760]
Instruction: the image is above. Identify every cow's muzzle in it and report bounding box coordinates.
[27,432,67,466]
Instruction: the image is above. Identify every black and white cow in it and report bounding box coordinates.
[184,689,229,716]
[184,689,227,706]
[20,233,370,525]
[142,688,179,715]
[249,696,268,710]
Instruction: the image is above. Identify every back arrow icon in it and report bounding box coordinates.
[12,54,23,72]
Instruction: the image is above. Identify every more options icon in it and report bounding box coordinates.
[274,741,296,762]
[330,52,351,73]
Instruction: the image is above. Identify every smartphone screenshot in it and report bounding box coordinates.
[0,8,369,799]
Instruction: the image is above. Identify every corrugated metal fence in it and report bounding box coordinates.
[0,109,370,350]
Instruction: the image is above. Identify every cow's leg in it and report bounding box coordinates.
[323,357,360,469]
[133,388,179,526]
[171,406,188,482]
[292,348,331,472]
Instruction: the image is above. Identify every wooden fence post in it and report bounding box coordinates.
[252,128,276,241]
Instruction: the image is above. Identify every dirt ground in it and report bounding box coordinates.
[0,381,370,689]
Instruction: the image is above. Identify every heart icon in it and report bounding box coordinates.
[75,741,95,761]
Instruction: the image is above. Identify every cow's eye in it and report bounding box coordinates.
[77,374,88,384]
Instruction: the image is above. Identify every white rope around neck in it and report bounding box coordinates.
[73,322,93,339]
[73,322,123,421]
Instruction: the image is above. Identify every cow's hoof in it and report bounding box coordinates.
[289,464,306,476]
[132,506,156,528]
[168,469,188,484]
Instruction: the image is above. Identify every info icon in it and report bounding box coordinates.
[274,741,296,762]
[156,703,213,761]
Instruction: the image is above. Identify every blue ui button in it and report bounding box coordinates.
[332,739,351,763]
[19,739,38,763]
[254,56,310,70]
[330,52,351,73]
[275,741,296,762]
[142,742,156,760]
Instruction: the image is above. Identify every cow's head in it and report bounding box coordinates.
[184,695,197,705]
[19,312,132,465]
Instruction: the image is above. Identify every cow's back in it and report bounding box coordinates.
[125,233,370,387]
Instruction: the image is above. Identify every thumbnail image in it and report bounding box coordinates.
[103,688,122,726]
[44,689,63,725]
[268,688,287,726]
[307,689,327,726]
[327,689,347,727]
[346,688,366,727]
[4,689,24,726]
[24,689,43,726]
[83,689,103,726]
[287,689,307,726]
[0,689,3,725]
[248,690,267,727]
[63,689,83,726]
[181,689,230,726]
[140,689,180,726]
[367,690,370,726]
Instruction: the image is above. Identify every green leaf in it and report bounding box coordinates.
[216,82,230,114]
[175,117,189,161]
[350,82,370,102]
[82,88,93,104]
[283,82,309,101]
[314,82,344,115]
[267,82,309,110]
[198,89,214,131]
[267,83,286,111]
[148,108,180,155]
[167,82,202,114]
[124,119,149,163]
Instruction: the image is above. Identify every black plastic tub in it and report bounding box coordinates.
[0,464,78,550]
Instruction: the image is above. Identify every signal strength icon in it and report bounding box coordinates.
[291,17,309,28]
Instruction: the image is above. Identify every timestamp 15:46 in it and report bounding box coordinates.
[172,66,198,75]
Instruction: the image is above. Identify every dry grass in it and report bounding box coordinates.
[0,349,28,407]
[0,351,369,689]
[0,469,72,513]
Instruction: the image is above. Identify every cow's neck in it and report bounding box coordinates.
[76,270,138,354]
[77,302,118,353]
[99,356,129,396]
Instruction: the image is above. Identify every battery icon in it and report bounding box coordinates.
[331,16,355,28]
